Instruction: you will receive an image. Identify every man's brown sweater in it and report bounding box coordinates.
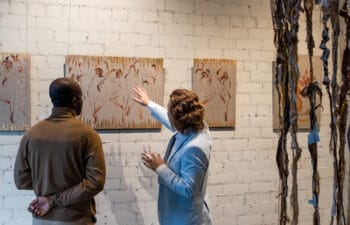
[14,107,106,222]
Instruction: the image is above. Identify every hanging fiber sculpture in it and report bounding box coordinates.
[272,0,350,224]
[300,81,323,225]
[271,0,303,224]
[301,1,323,224]
[287,1,303,225]
[318,1,339,224]
[335,2,350,225]
[342,3,350,223]
[271,0,291,223]
[319,0,349,224]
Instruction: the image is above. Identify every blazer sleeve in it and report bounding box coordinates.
[158,146,209,198]
[147,101,175,132]
[48,132,106,208]
[14,134,33,190]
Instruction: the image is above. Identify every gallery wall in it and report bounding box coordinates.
[0,0,338,224]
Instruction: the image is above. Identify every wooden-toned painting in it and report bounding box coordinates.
[192,58,236,128]
[0,53,30,131]
[273,55,323,130]
[66,55,164,129]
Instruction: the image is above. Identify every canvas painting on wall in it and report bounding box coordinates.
[66,55,164,129]
[0,53,31,131]
[192,58,236,128]
[273,55,323,130]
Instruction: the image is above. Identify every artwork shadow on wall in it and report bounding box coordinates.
[66,55,164,130]
[192,58,236,128]
[0,53,31,131]
[272,55,323,132]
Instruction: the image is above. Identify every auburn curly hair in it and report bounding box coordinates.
[168,89,205,133]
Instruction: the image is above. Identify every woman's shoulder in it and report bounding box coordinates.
[186,131,211,150]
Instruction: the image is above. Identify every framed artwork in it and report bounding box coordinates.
[66,55,164,129]
[0,53,30,131]
[192,58,236,128]
[273,55,323,131]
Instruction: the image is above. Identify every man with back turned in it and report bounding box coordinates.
[14,77,106,225]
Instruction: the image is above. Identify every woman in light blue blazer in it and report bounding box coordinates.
[133,85,212,225]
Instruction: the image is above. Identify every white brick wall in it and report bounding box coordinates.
[0,0,339,225]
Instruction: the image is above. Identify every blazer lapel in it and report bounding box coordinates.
[167,133,190,163]
[163,134,176,161]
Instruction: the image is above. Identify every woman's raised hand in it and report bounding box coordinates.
[132,84,151,106]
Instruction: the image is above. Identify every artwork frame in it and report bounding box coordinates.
[0,53,31,131]
[66,55,165,130]
[192,58,236,128]
[272,55,323,131]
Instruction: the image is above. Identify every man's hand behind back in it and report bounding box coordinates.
[28,196,51,217]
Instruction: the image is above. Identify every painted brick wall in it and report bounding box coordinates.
[0,0,338,224]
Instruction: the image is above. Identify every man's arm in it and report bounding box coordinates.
[14,135,33,190]
[49,133,106,208]
[30,132,106,217]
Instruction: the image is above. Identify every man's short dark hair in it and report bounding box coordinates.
[49,78,82,107]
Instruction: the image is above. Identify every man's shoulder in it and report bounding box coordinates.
[26,118,100,137]
[70,119,101,137]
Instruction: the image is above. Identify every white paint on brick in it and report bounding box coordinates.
[166,0,194,13]
[0,2,27,15]
[28,4,46,17]
[161,22,192,35]
[173,13,190,24]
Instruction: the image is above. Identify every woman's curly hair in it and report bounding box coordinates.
[168,89,205,133]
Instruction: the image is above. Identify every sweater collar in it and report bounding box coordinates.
[49,107,77,119]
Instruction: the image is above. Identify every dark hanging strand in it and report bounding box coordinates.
[344,3,350,223]
[287,1,303,225]
[304,0,315,81]
[271,0,304,224]
[328,0,347,224]
[303,1,322,224]
[300,81,323,225]
[271,0,290,224]
[319,0,348,224]
[337,2,350,225]
[318,1,339,224]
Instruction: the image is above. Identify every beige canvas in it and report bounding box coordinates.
[192,58,236,128]
[66,55,164,129]
[273,55,323,130]
[0,53,30,131]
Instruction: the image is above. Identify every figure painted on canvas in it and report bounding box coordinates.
[0,53,30,131]
[66,55,164,129]
[273,55,323,130]
[193,58,236,128]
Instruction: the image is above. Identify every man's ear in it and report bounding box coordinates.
[72,96,78,107]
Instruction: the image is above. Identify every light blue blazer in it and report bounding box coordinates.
[148,101,212,225]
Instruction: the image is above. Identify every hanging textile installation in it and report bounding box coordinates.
[271,0,302,224]
[272,0,350,224]
[302,0,322,224]
[333,2,350,225]
[340,2,350,223]
[321,0,348,224]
